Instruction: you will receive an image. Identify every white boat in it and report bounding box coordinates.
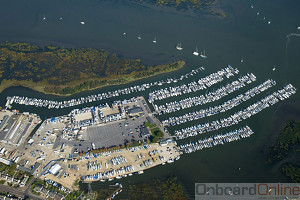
[268,21,271,24]
[251,5,253,8]
[200,50,207,58]
[137,34,141,40]
[297,27,300,30]
[100,179,105,182]
[162,162,166,165]
[128,173,133,176]
[176,43,183,50]
[138,170,144,174]
[80,21,85,25]
[241,58,244,63]
[116,176,122,179]
[257,12,259,15]
[42,16,46,20]
[123,32,126,35]
[193,46,199,56]
[108,178,114,181]
[153,37,157,43]
[273,66,276,71]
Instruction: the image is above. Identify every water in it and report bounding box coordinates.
[0,0,300,198]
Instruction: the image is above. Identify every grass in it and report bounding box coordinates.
[0,61,185,96]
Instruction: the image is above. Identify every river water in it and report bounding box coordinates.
[0,0,300,198]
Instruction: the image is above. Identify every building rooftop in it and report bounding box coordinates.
[140,127,150,138]
[33,184,43,192]
[128,107,143,115]
[49,163,61,175]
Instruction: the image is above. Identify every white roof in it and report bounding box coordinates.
[49,163,61,175]
[28,139,34,144]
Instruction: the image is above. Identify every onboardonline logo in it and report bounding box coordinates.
[195,183,300,200]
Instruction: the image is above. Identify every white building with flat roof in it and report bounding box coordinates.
[49,163,61,175]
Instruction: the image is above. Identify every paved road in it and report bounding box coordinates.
[0,184,45,200]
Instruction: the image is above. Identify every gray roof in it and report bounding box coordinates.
[34,184,43,192]
[128,107,143,114]
[54,193,64,200]
[41,187,49,195]
[140,127,150,137]
[146,116,154,124]
[48,191,57,198]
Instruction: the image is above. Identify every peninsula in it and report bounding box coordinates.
[133,0,226,18]
[0,42,185,96]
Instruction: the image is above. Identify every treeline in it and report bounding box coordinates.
[282,164,300,183]
[0,42,184,95]
[139,0,216,10]
[128,176,188,200]
[267,120,300,162]
[267,119,300,182]
[145,122,164,143]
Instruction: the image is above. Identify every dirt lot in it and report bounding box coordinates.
[43,142,180,190]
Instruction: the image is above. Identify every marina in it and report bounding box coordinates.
[179,126,254,154]
[0,0,298,198]
[162,79,276,126]
[148,65,239,103]
[5,67,205,109]
[153,73,257,115]
[174,84,296,139]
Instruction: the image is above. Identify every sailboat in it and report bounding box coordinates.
[137,34,142,40]
[272,65,276,71]
[176,43,183,50]
[200,50,207,58]
[193,46,199,56]
[153,37,157,43]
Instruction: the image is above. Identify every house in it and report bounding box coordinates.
[6,175,13,183]
[48,191,57,199]
[20,176,29,187]
[54,193,64,200]
[140,127,151,138]
[33,184,43,192]
[41,187,49,196]
[13,178,20,185]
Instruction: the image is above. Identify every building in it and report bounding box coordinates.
[48,191,57,199]
[146,116,154,124]
[49,163,61,175]
[128,106,143,116]
[0,157,12,165]
[33,184,43,192]
[41,187,49,196]
[140,127,151,138]
[54,193,64,200]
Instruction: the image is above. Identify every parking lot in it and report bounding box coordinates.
[80,116,147,150]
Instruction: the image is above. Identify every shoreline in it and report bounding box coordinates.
[0,60,185,97]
